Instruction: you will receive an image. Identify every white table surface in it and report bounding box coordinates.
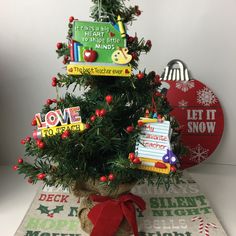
[0,164,235,236]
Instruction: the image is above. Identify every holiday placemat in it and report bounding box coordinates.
[15,172,227,236]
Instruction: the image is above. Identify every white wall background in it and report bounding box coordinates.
[0,0,235,166]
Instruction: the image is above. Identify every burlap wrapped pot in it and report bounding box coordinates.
[72,179,137,236]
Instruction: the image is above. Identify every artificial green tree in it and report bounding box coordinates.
[16,0,186,191]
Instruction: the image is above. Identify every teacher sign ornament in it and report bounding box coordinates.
[67,17,132,77]
[160,60,224,169]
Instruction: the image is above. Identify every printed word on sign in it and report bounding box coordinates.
[67,63,131,77]
[33,106,85,138]
[135,118,177,174]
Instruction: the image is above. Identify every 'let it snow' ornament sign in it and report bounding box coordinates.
[33,106,86,139]
[67,18,132,77]
[160,60,224,169]
[135,118,177,174]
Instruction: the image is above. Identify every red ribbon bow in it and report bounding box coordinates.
[88,193,146,236]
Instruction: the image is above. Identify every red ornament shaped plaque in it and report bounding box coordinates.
[160,60,224,169]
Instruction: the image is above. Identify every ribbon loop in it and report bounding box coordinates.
[88,193,146,236]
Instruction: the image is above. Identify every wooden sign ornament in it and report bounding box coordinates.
[160,60,224,169]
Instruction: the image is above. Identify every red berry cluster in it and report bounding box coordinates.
[20,136,31,145]
[100,173,115,182]
[95,109,107,117]
[51,77,58,87]
[12,157,24,171]
[129,153,141,164]
[90,108,107,122]
[36,139,46,149]
[46,98,57,106]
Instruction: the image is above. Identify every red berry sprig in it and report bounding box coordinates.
[46,99,53,105]
[90,115,96,122]
[126,126,134,133]
[132,157,141,164]
[108,174,115,181]
[128,36,135,43]
[99,109,107,117]
[37,173,46,180]
[138,120,144,127]
[100,176,107,182]
[128,153,141,164]
[12,165,18,171]
[170,166,177,172]
[51,77,57,87]
[18,158,23,164]
[131,52,138,60]
[31,118,37,126]
[61,130,70,139]
[20,139,26,145]
[136,72,145,80]
[105,95,113,104]
[95,109,101,116]
[134,6,142,16]
[95,109,107,117]
[56,42,63,49]
[145,40,152,49]
[85,123,91,129]
[25,136,31,142]
[63,55,69,64]
[100,174,116,182]
[28,178,33,184]
[37,141,46,149]
[129,152,135,161]
[69,16,74,23]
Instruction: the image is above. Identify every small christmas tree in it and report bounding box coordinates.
[16,0,186,200]
[16,1,188,235]
[14,0,185,191]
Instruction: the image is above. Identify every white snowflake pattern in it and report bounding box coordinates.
[190,144,209,164]
[178,99,188,109]
[197,87,217,106]
[176,81,195,92]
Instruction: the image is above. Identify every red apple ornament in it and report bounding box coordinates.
[83,49,98,62]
